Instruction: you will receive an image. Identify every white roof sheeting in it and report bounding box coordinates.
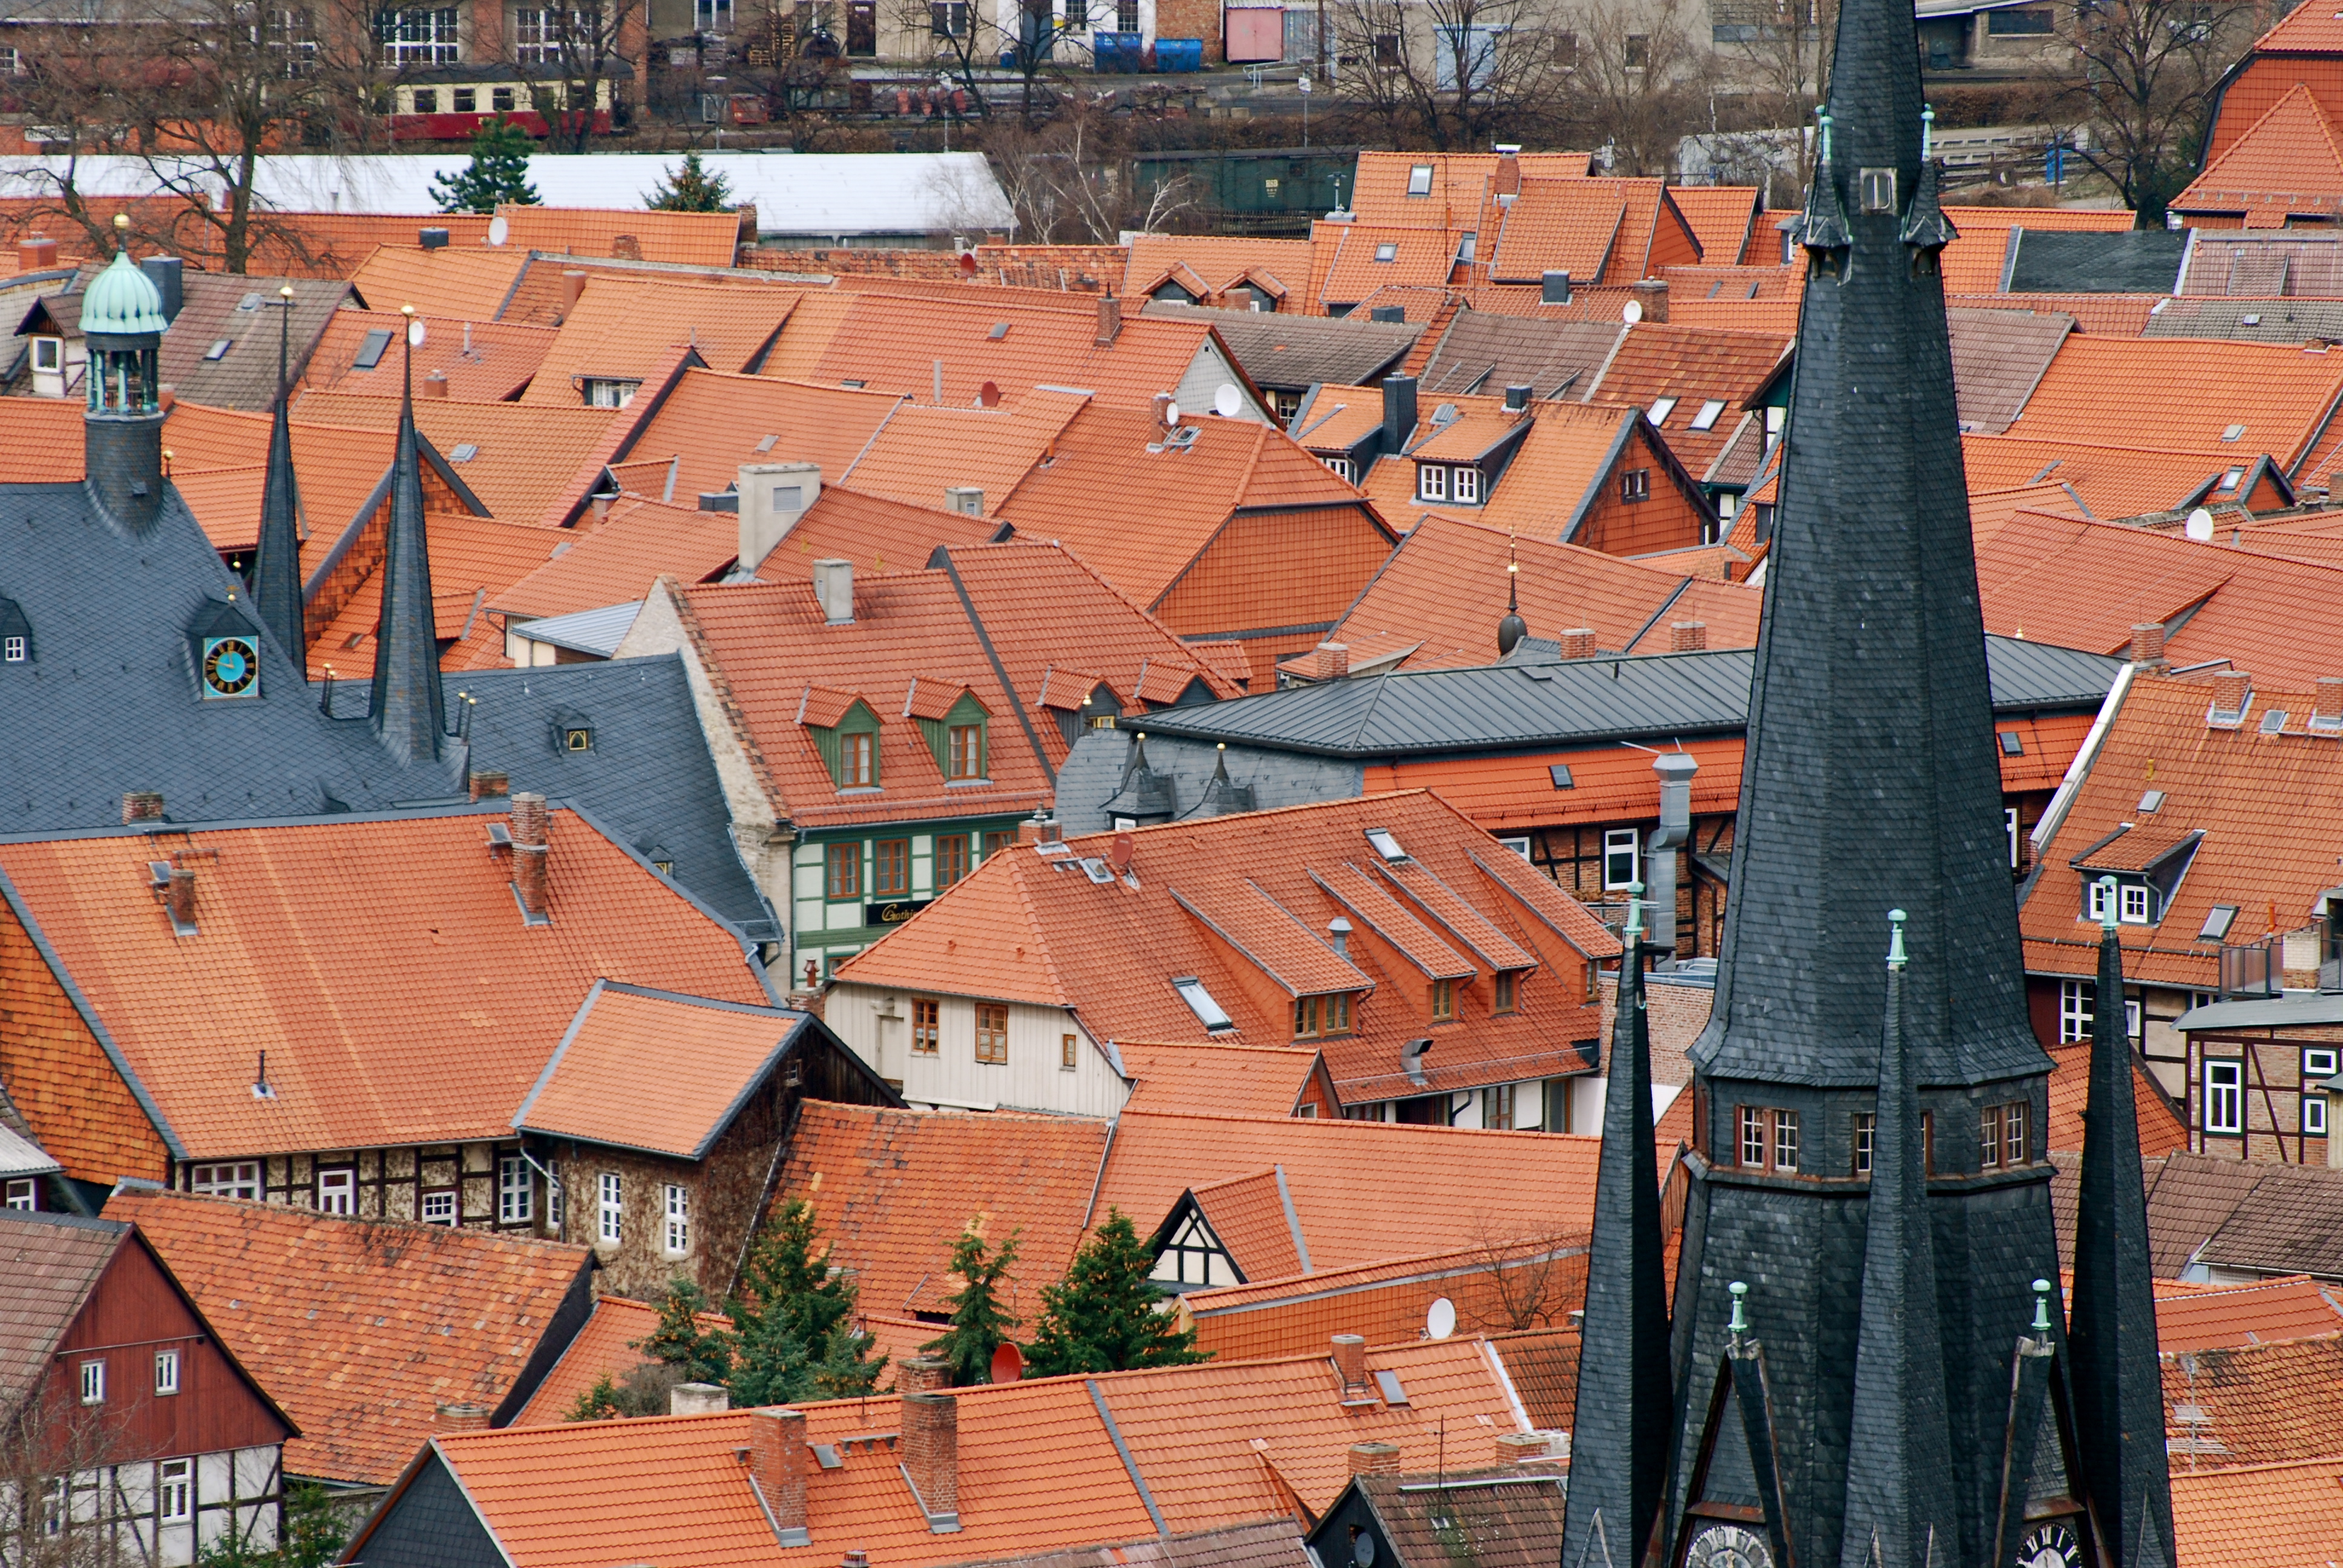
[0,1122,60,1180]
[0,152,1014,238]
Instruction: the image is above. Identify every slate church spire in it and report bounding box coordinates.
[1558,886,1672,1568]
[2066,881,2177,1567]
[252,284,305,659]
[368,306,446,767]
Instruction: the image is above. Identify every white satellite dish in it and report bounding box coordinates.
[485,214,510,247]
[2185,506,2215,542]
[1425,1295,1457,1340]
[1622,299,1644,324]
[1213,384,1241,419]
[1164,400,1180,425]
[407,319,427,348]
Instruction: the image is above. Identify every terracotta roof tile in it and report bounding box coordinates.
[1190,1167,1305,1279]
[1584,322,1790,475]
[0,1210,125,1407]
[2005,332,2343,465]
[517,276,801,405]
[349,244,532,322]
[1414,311,1626,400]
[289,391,620,523]
[601,369,905,513]
[1483,181,1625,284]
[2177,83,2343,221]
[2039,1040,2191,1162]
[237,212,494,277]
[163,401,408,554]
[306,511,563,679]
[2170,1452,2343,1568]
[1124,235,1313,302]
[1118,1040,1328,1117]
[1946,307,2074,434]
[1950,291,2158,338]
[1318,224,1461,307]
[510,1295,702,1425]
[103,1188,592,1485]
[303,309,556,403]
[494,495,739,619]
[2163,1332,2343,1472]
[1348,151,1592,229]
[1180,1240,1588,1364]
[0,808,768,1163]
[496,207,745,267]
[1665,188,1761,268]
[1962,434,2261,518]
[0,397,93,482]
[2154,1275,2343,1352]
[842,389,1090,513]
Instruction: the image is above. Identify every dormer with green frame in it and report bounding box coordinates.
[914,688,993,783]
[801,686,884,790]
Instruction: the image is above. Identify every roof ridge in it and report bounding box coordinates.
[1061,788,1434,843]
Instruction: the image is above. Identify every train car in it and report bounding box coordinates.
[382,67,627,141]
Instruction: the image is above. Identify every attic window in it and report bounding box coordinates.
[204,339,232,361]
[1366,828,1407,861]
[1998,730,2023,755]
[2138,789,2165,813]
[354,328,392,370]
[2221,466,2245,490]
[1173,976,1235,1033]
[1691,399,1726,431]
[2221,423,2246,442]
[1648,396,1677,425]
[1548,763,1574,789]
[988,322,1009,339]
[2201,904,2239,941]
[1374,243,1398,263]
[1406,164,1434,195]
[450,443,479,463]
[563,726,592,752]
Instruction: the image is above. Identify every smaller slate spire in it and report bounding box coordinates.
[368,306,445,767]
[1839,910,1958,1568]
[1559,885,1673,1568]
[251,284,305,659]
[2068,877,2177,1567]
[1496,534,1526,657]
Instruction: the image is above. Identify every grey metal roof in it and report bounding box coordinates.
[1140,301,1420,390]
[514,601,644,658]
[2172,991,2343,1031]
[2003,229,2189,295]
[1130,636,2117,759]
[0,1122,59,1180]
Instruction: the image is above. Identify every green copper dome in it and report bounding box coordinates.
[82,249,168,336]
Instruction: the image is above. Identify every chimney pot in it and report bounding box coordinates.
[468,769,509,802]
[1556,628,1597,659]
[1312,642,1350,681]
[945,485,985,517]
[560,269,588,316]
[1348,1441,1401,1476]
[1328,916,1351,957]
[670,1382,730,1416]
[1096,293,1122,346]
[166,866,196,931]
[434,1402,491,1432]
[18,234,56,271]
[2211,670,2252,719]
[2129,621,2169,669]
[738,462,821,575]
[749,1406,811,1544]
[811,558,855,626]
[902,1390,959,1524]
[1669,621,1708,652]
[1495,1431,1549,1465]
[1331,1333,1367,1391]
[899,1355,954,1393]
[122,790,165,824]
[1381,375,1418,454]
[510,792,549,918]
[1630,278,1670,323]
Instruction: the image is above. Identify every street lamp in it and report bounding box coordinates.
[1297,72,1311,148]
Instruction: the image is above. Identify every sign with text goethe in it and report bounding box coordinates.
[865,898,932,927]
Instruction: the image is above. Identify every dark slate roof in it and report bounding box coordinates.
[1141,301,1420,390]
[1417,310,1626,400]
[0,480,460,834]
[2140,296,2343,345]
[2002,228,2189,295]
[1129,637,2117,758]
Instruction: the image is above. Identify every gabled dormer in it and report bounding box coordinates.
[0,595,31,667]
[906,681,991,783]
[799,685,882,790]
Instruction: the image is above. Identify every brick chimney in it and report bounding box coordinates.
[1557,628,1598,660]
[670,1383,729,1416]
[1312,642,1350,681]
[1348,1442,1401,1476]
[19,234,56,271]
[422,370,449,399]
[2210,670,2252,721]
[1015,811,1063,846]
[2316,676,2343,729]
[1152,391,1176,430]
[560,269,588,316]
[434,1402,491,1432]
[899,1355,954,1393]
[1670,621,1708,652]
[2129,621,2169,670]
[1096,293,1122,346]
[1331,1333,1367,1392]
[166,866,196,932]
[1630,278,1670,323]
[902,1390,960,1528]
[1493,145,1521,198]
[468,769,509,802]
[1495,1431,1550,1465]
[123,791,165,824]
[749,1406,811,1545]
[510,792,549,920]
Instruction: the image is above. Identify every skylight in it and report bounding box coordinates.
[2221,466,2244,490]
[1691,399,1726,431]
[1549,764,1575,789]
[1648,397,1678,425]
[354,328,392,370]
[1172,977,1234,1031]
[203,339,231,361]
[1998,731,2024,755]
[1406,165,1434,195]
[1374,1370,1409,1405]
[2138,789,2165,814]
[2221,423,2246,442]
[1366,828,1407,861]
[2200,904,2238,942]
[1374,243,1398,263]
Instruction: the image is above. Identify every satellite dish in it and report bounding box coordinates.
[1164,400,1180,425]
[486,214,510,247]
[1213,383,1241,418]
[2185,506,2215,542]
[407,319,427,348]
[1426,1296,1457,1340]
[1353,1529,1377,1566]
[988,1341,1024,1383]
[1622,299,1644,324]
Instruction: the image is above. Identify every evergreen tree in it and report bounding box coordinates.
[1024,1209,1207,1377]
[644,151,735,212]
[921,1222,1021,1386]
[640,1277,734,1385]
[565,1371,627,1422]
[431,118,540,214]
[728,1198,886,1405]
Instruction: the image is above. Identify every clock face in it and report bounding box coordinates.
[1685,1523,1774,1568]
[2016,1523,2083,1568]
[202,636,258,698]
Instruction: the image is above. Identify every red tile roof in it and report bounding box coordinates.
[0,808,769,1166]
[1317,223,1462,307]
[2039,1042,2191,1162]
[2163,1332,2343,1472]
[1665,188,1761,269]
[508,1295,721,1426]
[836,792,1616,1103]
[497,207,746,267]
[1118,1040,1333,1118]
[1962,433,2271,519]
[517,276,801,404]
[2153,1274,2343,1352]
[104,1188,591,1485]
[0,397,91,482]
[288,391,620,525]
[2176,83,2343,223]
[349,244,532,322]
[2170,1452,2343,1568]
[1581,322,1789,477]
[2007,333,2343,465]
[1124,235,1312,304]
[1347,151,1594,230]
[596,369,906,517]
[306,511,563,678]
[1181,1239,1587,1363]
[840,388,1090,514]
[302,309,556,403]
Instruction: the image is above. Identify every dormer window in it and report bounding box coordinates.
[919,690,989,781]
[948,722,982,779]
[563,726,591,752]
[1493,972,1518,1014]
[841,730,874,786]
[0,596,30,664]
[1294,992,1354,1039]
[2086,875,2158,925]
[200,636,259,699]
[1173,976,1235,1033]
[1431,978,1457,1021]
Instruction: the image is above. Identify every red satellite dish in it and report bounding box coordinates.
[989,1341,1024,1383]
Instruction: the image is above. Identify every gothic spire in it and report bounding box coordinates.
[252,284,305,660]
[1559,887,1672,1568]
[2067,880,2177,1566]
[1837,912,1957,1568]
[368,306,445,766]
[1497,534,1526,657]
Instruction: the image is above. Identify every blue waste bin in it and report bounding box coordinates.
[1156,36,1202,70]
[1093,30,1142,70]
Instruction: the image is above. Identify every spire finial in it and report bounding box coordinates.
[2097,874,2119,933]
[1496,532,1527,656]
[1921,104,1936,160]
[1729,1280,1749,1335]
[2031,1279,2054,1335]
[1624,880,1645,944]
[1817,105,1833,166]
[1886,908,1908,970]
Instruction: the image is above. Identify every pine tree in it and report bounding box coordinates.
[431,118,540,214]
[1024,1209,1207,1377]
[640,1277,734,1386]
[564,1371,626,1422]
[728,1198,886,1405]
[921,1222,1021,1386]
[644,151,735,212]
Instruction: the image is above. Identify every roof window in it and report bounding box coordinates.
[2221,466,2244,491]
[353,328,392,370]
[1374,1370,1409,1405]
[2221,423,2245,442]
[1173,976,1234,1032]
[1366,828,1407,862]
[2201,904,2238,942]
[2138,789,2165,813]
[1407,164,1434,195]
[450,443,479,463]
[1691,399,1726,431]
[203,339,231,362]
[988,322,1009,339]
[1374,243,1398,263]
[2261,708,2289,733]
[1648,396,1677,425]
[1548,763,1574,789]
[1998,730,2023,755]
[237,292,263,312]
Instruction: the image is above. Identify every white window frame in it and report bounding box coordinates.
[31,337,59,372]
[1691,399,1726,431]
[191,1161,260,1199]
[2005,807,2020,871]
[514,6,589,64]
[378,5,459,64]
[1417,463,1447,501]
[4,1177,33,1210]
[2308,1092,2330,1137]
[1648,396,1677,425]
[2120,883,2151,924]
[1322,455,1354,481]
[2086,878,2112,922]
[498,1154,532,1224]
[2204,1059,2244,1135]
[598,1172,623,1244]
[79,1359,104,1405]
[158,1459,191,1522]
[1603,827,1640,890]
[2305,1047,2338,1079]
[663,1183,690,1256]
[2058,979,2092,1043]
[696,0,732,28]
[154,1349,180,1396]
[1406,163,1434,195]
[317,1167,355,1215]
[421,1189,457,1226]
[583,377,640,408]
[1451,465,1481,503]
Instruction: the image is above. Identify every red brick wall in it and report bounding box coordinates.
[0,897,169,1184]
[1155,0,1222,59]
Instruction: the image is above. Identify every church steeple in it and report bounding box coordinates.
[1558,887,1673,1568]
[2067,880,2177,1567]
[368,305,445,767]
[251,284,305,660]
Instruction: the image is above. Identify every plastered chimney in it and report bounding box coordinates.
[670,1383,729,1416]
[19,234,56,270]
[750,1406,811,1545]
[811,558,855,626]
[560,270,588,316]
[738,462,821,575]
[1495,1431,1550,1465]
